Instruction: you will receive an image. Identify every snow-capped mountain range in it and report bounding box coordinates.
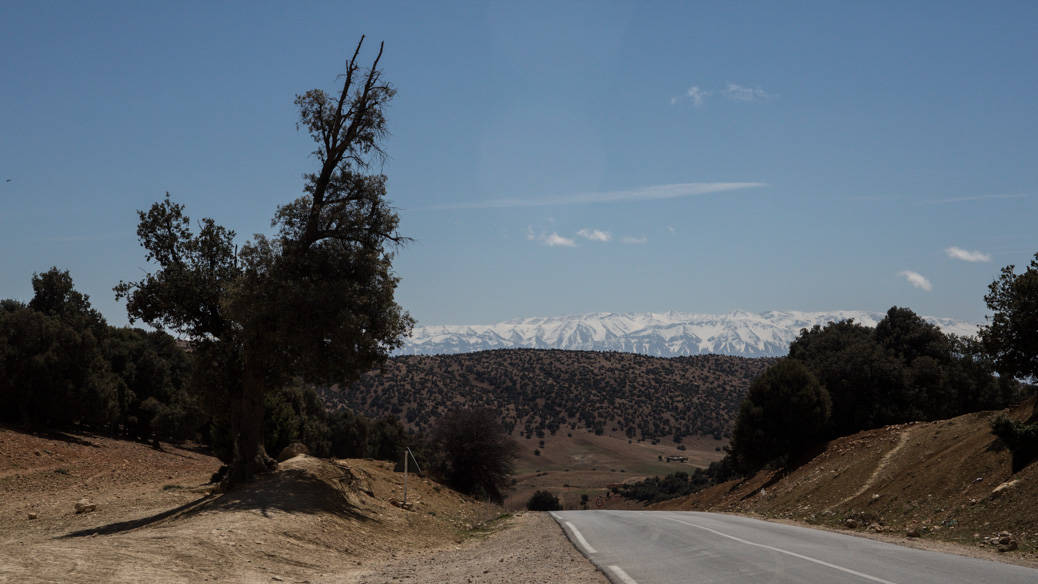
[398,310,980,358]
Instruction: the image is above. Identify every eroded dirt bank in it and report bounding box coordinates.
[653,398,1038,566]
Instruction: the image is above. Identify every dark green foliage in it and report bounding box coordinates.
[1,269,202,442]
[729,359,830,472]
[875,307,949,364]
[991,411,1038,473]
[1,270,117,429]
[263,384,332,458]
[28,267,105,332]
[526,490,561,511]
[980,252,1038,381]
[789,307,1017,438]
[103,327,197,441]
[0,307,116,428]
[367,416,409,462]
[328,408,371,458]
[615,456,740,504]
[427,408,518,504]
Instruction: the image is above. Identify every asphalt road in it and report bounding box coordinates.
[551,510,1038,584]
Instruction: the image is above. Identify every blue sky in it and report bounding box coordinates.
[2,1,1035,328]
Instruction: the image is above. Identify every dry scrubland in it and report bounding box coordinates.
[333,350,773,443]
[330,349,757,509]
[0,428,603,583]
[655,396,1038,566]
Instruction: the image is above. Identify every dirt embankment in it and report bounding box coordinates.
[0,428,603,583]
[654,397,1038,564]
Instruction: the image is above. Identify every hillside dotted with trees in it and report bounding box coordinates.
[328,350,775,443]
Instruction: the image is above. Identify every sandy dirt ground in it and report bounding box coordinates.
[0,428,606,584]
[347,512,607,584]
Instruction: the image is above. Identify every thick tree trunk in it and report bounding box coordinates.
[227,364,276,485]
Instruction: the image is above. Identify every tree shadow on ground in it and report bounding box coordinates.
[60,467,374,538]
[60,494,219,538]
[0,425,102,447]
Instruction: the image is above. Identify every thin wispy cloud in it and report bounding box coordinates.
[945,246,991,262]
[923,193,1027,205]
[577,228,612,242]
[898,270,933,292]
[671,83,774,106]
[621,235,648,245]
[431,182,767,210]
[721,83,776,102]
[666,225,676,234]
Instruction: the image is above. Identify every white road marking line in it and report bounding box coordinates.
[663,516,899,584]
[565,521,598,554]
[608,565,639,584]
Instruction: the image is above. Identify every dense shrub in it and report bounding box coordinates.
[790,307,1018,438]
[427,407,517,503]
[526,490,561,511]
[729,359,830,472]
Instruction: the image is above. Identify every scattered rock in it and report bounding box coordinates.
[906,524,921,537]
[990,480,1019,498]
[74,498,96,514]
[27,512,38,520]
[844,518,859,529]
[999,540,1018,552]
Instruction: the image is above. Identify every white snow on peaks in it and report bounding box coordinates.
[398,310,980,358]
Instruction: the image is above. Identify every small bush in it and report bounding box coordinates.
[991,414,1038,473]
[527,490,562,511]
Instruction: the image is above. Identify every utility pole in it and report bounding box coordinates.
[403,447,421,507]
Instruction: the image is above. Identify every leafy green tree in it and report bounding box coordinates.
[103,327,196,440]
[788,320,898,434]
[875,306,949,364]
[115,37,412,483]
[729,359,830,472]
[0,272,118,429]
[28,267,105,332]
[980,252,1038,381]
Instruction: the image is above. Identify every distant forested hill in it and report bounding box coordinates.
[322,349,775,443]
